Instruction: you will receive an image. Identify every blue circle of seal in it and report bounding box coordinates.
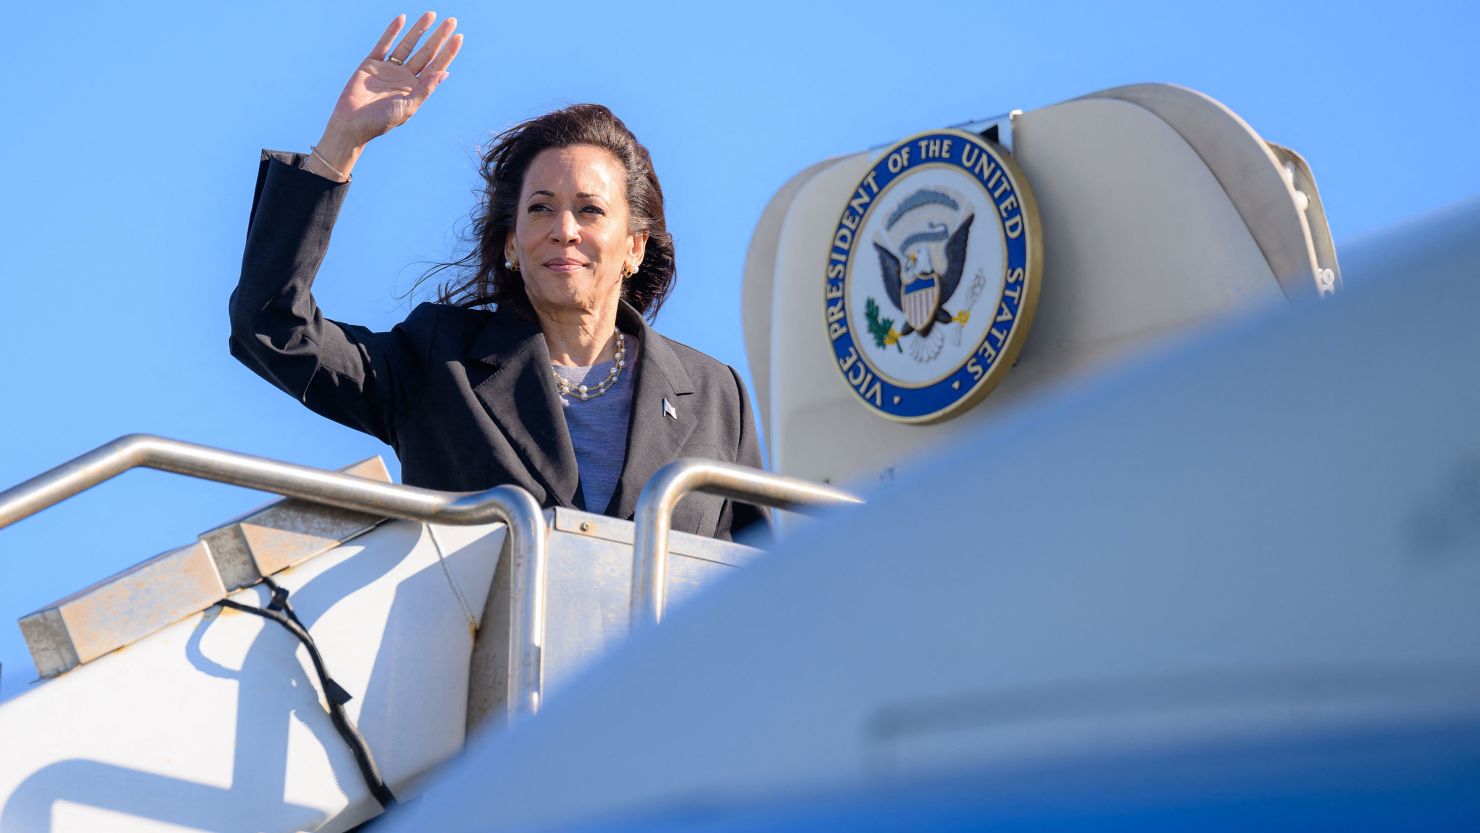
[823,129,1037,423]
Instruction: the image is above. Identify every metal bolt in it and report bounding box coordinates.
[1318,268,1336,297]
[580,521,592,532]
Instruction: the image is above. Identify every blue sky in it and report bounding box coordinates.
[1,0,1477,698]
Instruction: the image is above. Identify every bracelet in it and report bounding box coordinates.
[309,146,350,182]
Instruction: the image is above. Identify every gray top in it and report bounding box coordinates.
[551,338,636,514]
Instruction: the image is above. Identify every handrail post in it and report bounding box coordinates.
[629,459,861,630]
[486,485,550,718]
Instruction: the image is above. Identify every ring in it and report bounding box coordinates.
[386,56,405,65]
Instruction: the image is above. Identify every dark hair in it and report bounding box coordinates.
[425,104,676,320]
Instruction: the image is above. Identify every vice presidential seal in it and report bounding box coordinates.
[823,129,1042,423]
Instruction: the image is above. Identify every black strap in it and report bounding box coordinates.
[219,577,398,810]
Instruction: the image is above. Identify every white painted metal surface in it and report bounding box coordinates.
[381,198,1480,833]
[0,520,503,833]
[466,507,762,730]
[745,84,1331,491]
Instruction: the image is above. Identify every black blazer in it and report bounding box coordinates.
[230,151,767,540]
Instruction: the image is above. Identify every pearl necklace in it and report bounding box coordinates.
[552,333,627,401]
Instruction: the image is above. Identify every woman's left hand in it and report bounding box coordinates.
[327,12,463,146]
[311,11,464,179]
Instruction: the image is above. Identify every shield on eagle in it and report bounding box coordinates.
[901,274,940,331]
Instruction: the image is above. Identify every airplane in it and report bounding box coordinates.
[0,83,1475,832]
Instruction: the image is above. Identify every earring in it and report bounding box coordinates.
[505,257,520,272]
[621,262,636,279]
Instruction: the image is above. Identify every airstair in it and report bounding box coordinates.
[0,438,856,832]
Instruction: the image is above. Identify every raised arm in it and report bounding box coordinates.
[229,13,463,444]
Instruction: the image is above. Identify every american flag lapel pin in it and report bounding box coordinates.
[662,398,678,420]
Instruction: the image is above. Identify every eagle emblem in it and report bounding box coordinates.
[868,188,981,362]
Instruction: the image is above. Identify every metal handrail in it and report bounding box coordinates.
[629,458,862,629]
[0,434,550,717]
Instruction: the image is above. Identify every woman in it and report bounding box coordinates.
[230,12,767,540]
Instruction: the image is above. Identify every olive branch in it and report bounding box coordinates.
[866,298,902,352]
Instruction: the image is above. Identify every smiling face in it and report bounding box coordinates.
[505,145,648,322]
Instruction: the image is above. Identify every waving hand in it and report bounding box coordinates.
[310,12,464,181]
